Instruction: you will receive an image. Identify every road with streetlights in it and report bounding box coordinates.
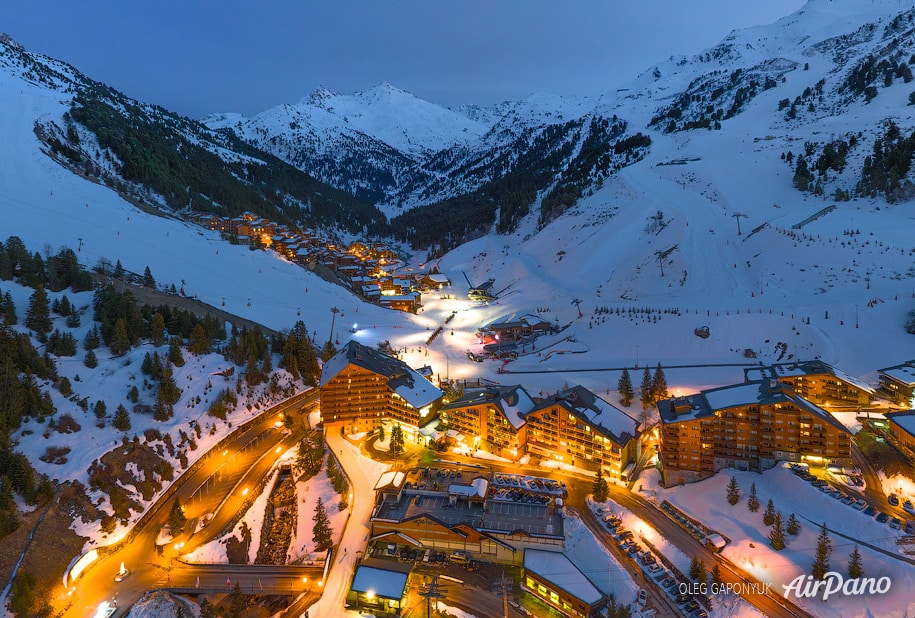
[61,390,318,618]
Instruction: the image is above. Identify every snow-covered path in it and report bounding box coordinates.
[305,434,388,616]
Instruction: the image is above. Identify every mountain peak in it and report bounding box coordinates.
[305,85,338,106]
[358,82,417,100]
[0,33,24,51]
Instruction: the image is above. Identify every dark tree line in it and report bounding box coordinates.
[857,120,915,201]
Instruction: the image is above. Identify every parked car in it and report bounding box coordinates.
[904,500,915,515]
[689,611,709,618]
[891,517,903,530]
[876,511,889,524]
[906,520,915,535]
[864,505,877,517]
[840,495,855,505]
[683,600,701,613]
[675,593,693,606]
[637,589,647,607]
[888,494,900,507]
[812,479,827,488]
[852,500,867,511]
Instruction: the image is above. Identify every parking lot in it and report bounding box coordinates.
[487,500,547,519]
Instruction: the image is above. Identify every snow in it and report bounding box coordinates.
[126,591,198,618]
[562,515,639,603]
[523,548,604,604]
[349,562,409,599]
[644,465,915,617]
[3,1,915,615]
[306,433,389,617]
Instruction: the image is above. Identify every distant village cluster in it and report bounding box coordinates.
[186,210,451,313]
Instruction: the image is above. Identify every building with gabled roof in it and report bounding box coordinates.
[744,360,875,406]
[523,386,640,478]
[441,385,535,459]
[320,340,443,434]
[877,360,915,405]
[346,558,413,616]
[658,379,853,487]
[369,467,564,566]
[885,410,915,459]
[523,549,606,618]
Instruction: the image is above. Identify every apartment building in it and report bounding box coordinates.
[658,379,853,487]
[320,340,443,434]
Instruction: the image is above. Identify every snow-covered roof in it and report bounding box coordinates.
[530,385,638,444]
[375,471,406,491]
[703,382,772,410]
[448,477,488,498]
[887,411,915,438]
[321,341,443,409]
[662,379,851,434]
[349,559,412,600]
[441,385,536,430]
[744,361,875,394]
[427,273,450,284]
[523,549,604,605]
[881,363,915,387]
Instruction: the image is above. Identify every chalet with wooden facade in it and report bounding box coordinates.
[320,341,443,434]
[744,360,875,406]
[523,386,640,479]
[658,379,853,487]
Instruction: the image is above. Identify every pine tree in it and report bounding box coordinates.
[786,512,800,536]
[639,367,654,407]
[312,497,332,551]
[390,424,405,455]
[168,498,186,534]
[113,259,124,279]
[143,265,155,288]
[617,368,634,406]
[94,400,107,419]
[1,291,17,324]
[113,404,131,431]
[811,522,832,580]
[150,312,166,346]
[157,362,181,406]
[762,498,776,525]
[747,483,760,512]
[769,512,786,551]
[168,337,185,367]
[25,285,52,335]
[651,362,668,401]
[378,424,386,442]
[711,563,723,586]
[229,581,245,618]
[726,476,740,505]
[689,556,705,582]
[847,544,863,579]
[83,326,100,351]
[110,318,131,355]
[84,348,98,368]
[320,340,337,363]
[187,323,210,355]
[592,469,609,502]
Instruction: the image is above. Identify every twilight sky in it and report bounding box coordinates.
[1,1,806,119]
